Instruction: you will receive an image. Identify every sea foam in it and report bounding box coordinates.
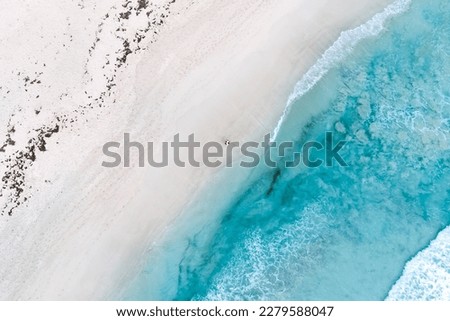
[272,0,412,140]
[386,226,450,301]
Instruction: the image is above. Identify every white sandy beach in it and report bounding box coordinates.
[0,0,393,299]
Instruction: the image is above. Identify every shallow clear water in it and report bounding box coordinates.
[127,0,450,301]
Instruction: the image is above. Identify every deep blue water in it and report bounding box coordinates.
[127,0,450,300]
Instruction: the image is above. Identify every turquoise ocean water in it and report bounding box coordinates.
[126,0,450,300]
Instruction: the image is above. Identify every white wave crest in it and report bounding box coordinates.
[386,226,450,301]
[272,0,412,140]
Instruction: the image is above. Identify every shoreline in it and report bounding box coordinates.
[0,0,394,299]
